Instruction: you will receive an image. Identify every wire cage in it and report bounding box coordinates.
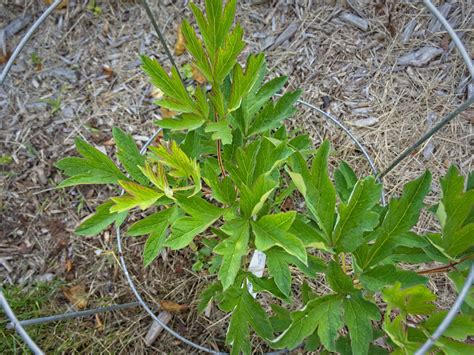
[1,0,473,354]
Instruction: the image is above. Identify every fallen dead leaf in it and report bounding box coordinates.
[174,23,186,56]
[153,130,164,145]
[160,107,177,118]
[192,65,207,85]
[95,314,104,331]
[102,65,114,79]
[63,284,88,310]
[159,300,189,314]
[65,259,74,273]
[103,138,115,146]
[281,197,295,211]
[44,0,68,10]
[0,50,11,65]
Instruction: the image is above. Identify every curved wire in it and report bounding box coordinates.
[6,302,140,329]
[0,0,64,85]
[292,97,386,204]
[0,290,44,355]
[415,263,474,355]
[423,0,474,79]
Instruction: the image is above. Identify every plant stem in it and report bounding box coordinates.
[416,255,473,275]
[341,253,347,274]
[417,263,457,275]
[217,139,226,177]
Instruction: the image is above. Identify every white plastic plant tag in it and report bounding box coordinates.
[247,250,266,298]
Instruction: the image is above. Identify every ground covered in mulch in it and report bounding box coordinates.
[1,0,472,353]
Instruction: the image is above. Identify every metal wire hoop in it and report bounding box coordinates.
[0,0,472,354]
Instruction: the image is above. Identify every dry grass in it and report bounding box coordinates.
[0,0,472,353]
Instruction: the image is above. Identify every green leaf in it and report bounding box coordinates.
[166,217,214,250]
[165,195,223,249]
[358,171,432,269]
[252,212,307,264]
[181,19,213,82]
[290,141,336,241]
[382,282,436,316]
[214,24,246,83]
[219,284,273,355]
[110,181,163,213]
[288,214,327,248]
[247,89,301,136]
[56,138,127,187]
[75,201,127,236]
[305,331,321,352]
[246,76,287,120]
[175,194,222,219]
[143,228,167,267]
[360,265,427,292]
[252,138,293,181]
[197,282,222,313]
[334,161,358,203]
[332,176,382,251]
[384,315,421,354]
[128,207,178,236]
[138,162,173,198]
[449,270,474,309]
[424,312,474,341]
[326,261,355,294]
[301,282,317,304]
[148,141,201,195]
[141,55,202,117]
[271,295,343,351]
[205,119,233,145]
[269,304,292,333]
[247,274,291,302]
[266,247,324,296]
[437,165,474,257]
[228,54,265,112]
[202,161,236,204]
[226,140,261,186]
[155,114,205,131]
[436,337,474,354]
[112,127,147,185]
[239,174,277,217]
[343,293,381,355]
[214,219,249,289]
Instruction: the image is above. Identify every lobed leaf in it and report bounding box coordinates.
[357,171,432,269]
[252,212,307,264]
[110,180,163,213]
[290,141,336,242]
[331,176,382,251]
[112,127,147,185]
[382,282,436,316]
[343,293,381,355]
[219,284,273,355]
[56,138,128,187]
[214,219,250,289]
[247,89,301,136]
[75,201,127,236]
